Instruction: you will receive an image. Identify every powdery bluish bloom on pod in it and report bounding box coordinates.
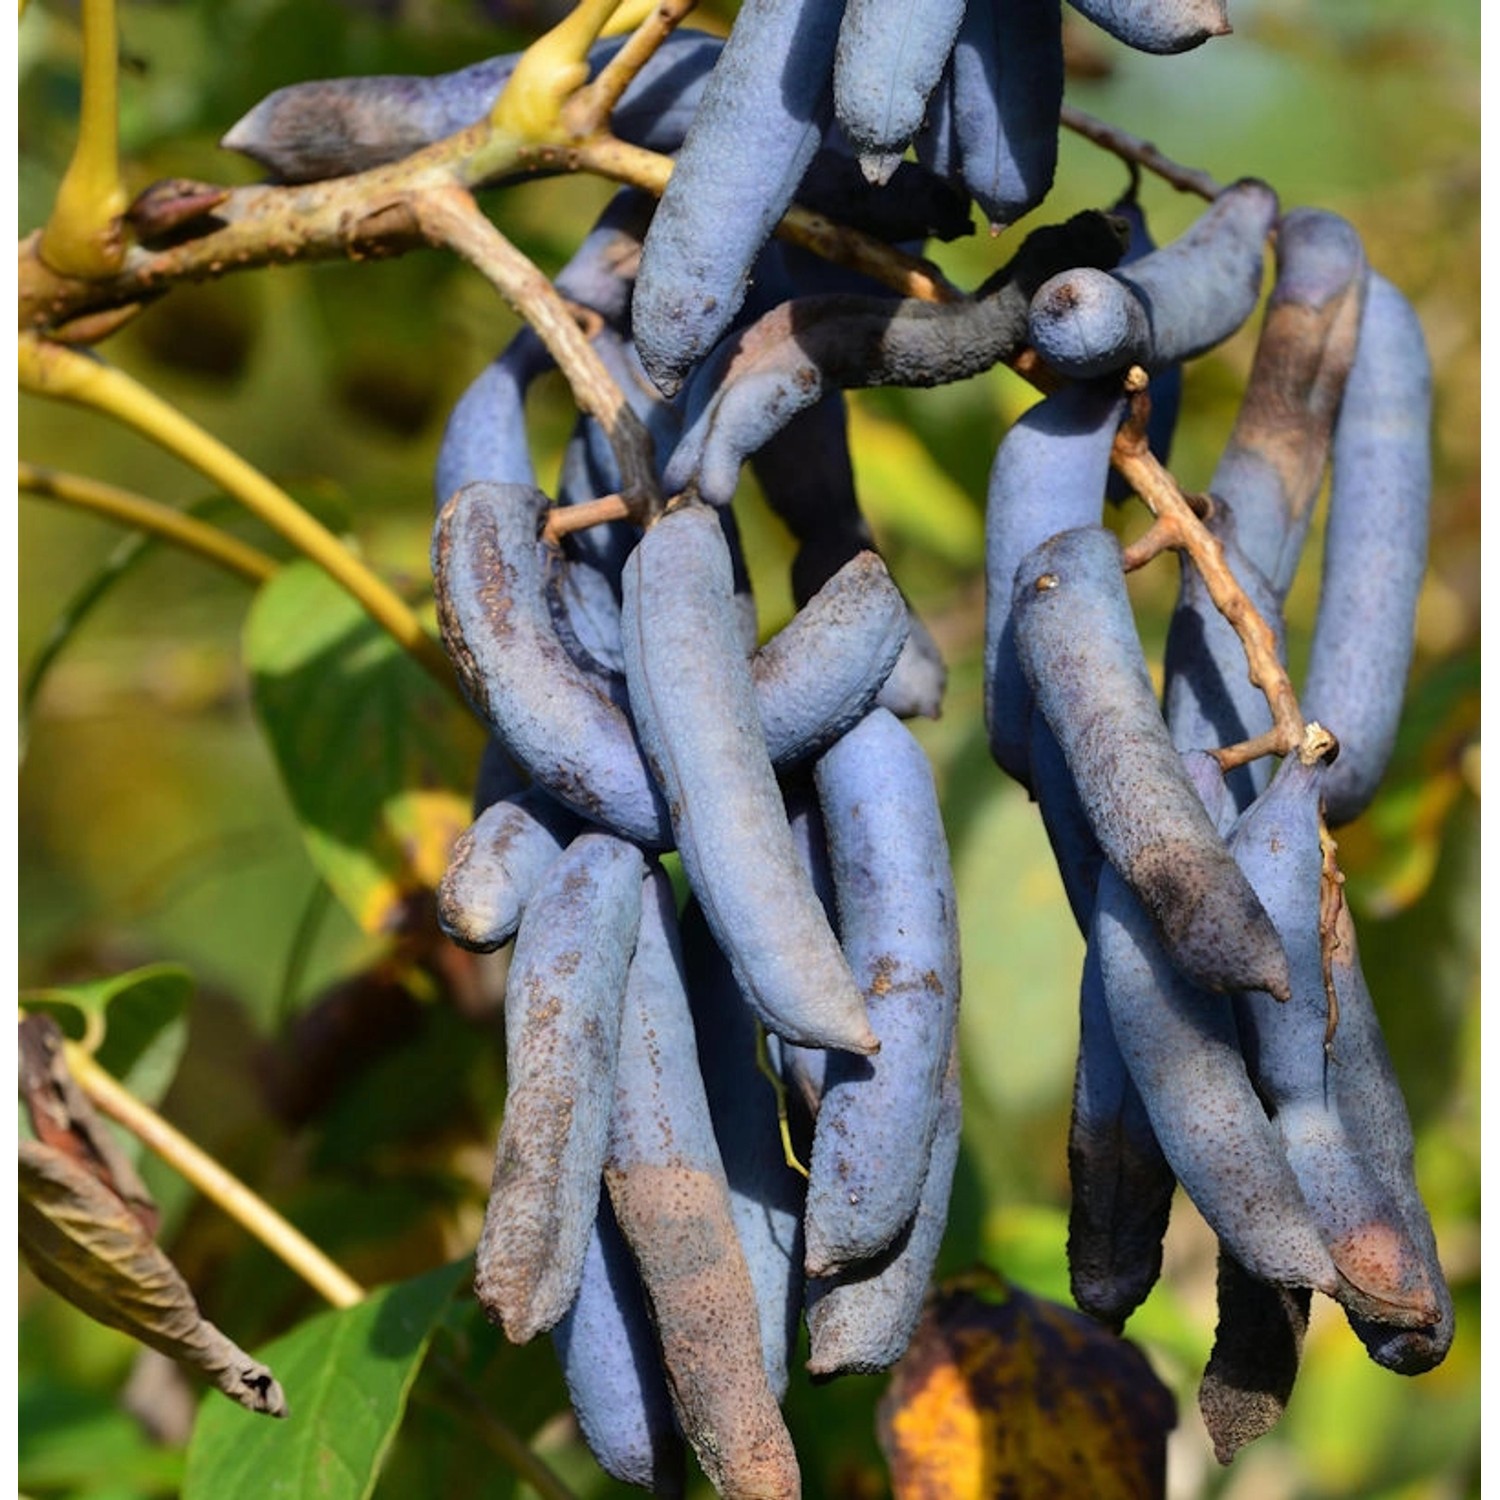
[681,898,807,1400]
[947,0,1064,229]
[804,1036,962,1376]
[621,502,879,1055]
[630,0,843,396]
[436,785,579,952]
[1011,524,1290,1000]
[1093,861,1342,1295]
[605,867,802,1500]
[551,1197,686,1496]
[1065,936,1177,1330]
[1028,267,1152,380]
[1063,0,1231,52]
[1198,1250,1312,1465]
[470,734,527,816]
[475,832,644,1343]
[983,379,1125,787]
[432,481,674,847]
[1030,717,1105,931]
[1208,208,1368,597]
[1228,755,1441,1329]
[803,708,961,1275]
[1301,272,1432,828]
[833,0,968,171]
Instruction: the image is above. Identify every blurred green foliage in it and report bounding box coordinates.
[18,0,1479,1497]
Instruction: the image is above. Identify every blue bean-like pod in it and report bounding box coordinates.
[437,785,580,952]
[605,867,802,1499]
[1030,718,1105,932]
[475,832,644,1342]
[803,709,960,1275]
[1013,525,1290,999]
[551,1197,685,1496]
[471,735,528,816]
[804,1036,962,1375]
[622,503,878,1055]
[1229,755,1441,1328]
[434,481,675,847]
[983,380,1125,786]
[1064,0,1230,53]
[1301,273,1431,828]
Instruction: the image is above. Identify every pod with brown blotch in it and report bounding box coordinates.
[1229,754,1441,1329]
[983,379,1125,789]
[1012,524,1290,1000]
[801,709,960,1276]
[622,502,878,1055]
[1198,1249,1312,1465]
[433,481,675,848]
[1028,178,1278,380]
[804,1035,962,1376]
[551,1196,686,1496]
[1162,499,1285,813]
[1207,208,1368,598]
[436,785,581,953]
[1093,859,1342,1296]
[606,866,803,1499]
[1301,272,1432,829]
[1063,0,1231,53]
[1323,895,1454,1373]
[1065,933,1177,1331]
[680,896,808,1400]
[474,831,644,1343]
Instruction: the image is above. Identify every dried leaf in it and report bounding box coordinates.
[19,1138,287,1418]
[877,1267,1175,1500]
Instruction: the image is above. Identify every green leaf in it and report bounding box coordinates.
[183,1258,471,1500]
[245,561,483,933]
[23,963,193,1109]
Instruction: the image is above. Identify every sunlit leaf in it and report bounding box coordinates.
[183,1257,471,1500]
[877,1267,1175,1500]
[19,1138,286,1417]
[245,561,482,934]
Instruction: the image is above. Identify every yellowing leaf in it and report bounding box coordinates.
[877,1267,1175,1500]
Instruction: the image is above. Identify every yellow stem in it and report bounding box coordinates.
[491,0,623,137]
[18,337,460,699]
[63,1041,365,1310]
[19,461,279,585]
[39,0,128,278]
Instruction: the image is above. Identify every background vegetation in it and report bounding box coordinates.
[18,0,1480,1495]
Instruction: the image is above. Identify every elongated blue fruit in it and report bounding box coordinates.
[434,481,674,847]
[551,1197,685,1496]
[438,785,580,952]
[1229,755,1440,1328]
[220,32,725,182]
[1162,499,1283,812]
[605,867,802,1499]
[803,709,960,1275]
[1065,930,1177,1330]
[983,379,1125,787]
[471,734,527,815]
[631,0,844,395]
[1094,859,1341,1295]
[1028,179,1278,378]
[622,503,878,1055]
[1064,0,1230,52]
[833,0,967,176]
[435,330,551,508]
[1208,208,1368,596]
[475,832,644,1342]
[1031,717,1105,931]
[804,1036,962,1375]
[681,898,807,1400]
[1301,273,1431,828]
[1198,1249,1312,1465]
[1013,525,1290,999]
[1324,895,1453,1373]
[946,0,1063,229]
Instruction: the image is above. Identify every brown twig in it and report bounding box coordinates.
[563,0,700,137]
[1060,104,1224,202]
[542,493,636,542]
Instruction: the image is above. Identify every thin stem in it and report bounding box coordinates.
[39,0,127,277]
[542,493,634,543]
[563,0,699,137]
[19,462,278,584]
[63,1042,366,1310]
[19,336,460,698]
[1060,104,1223,202]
